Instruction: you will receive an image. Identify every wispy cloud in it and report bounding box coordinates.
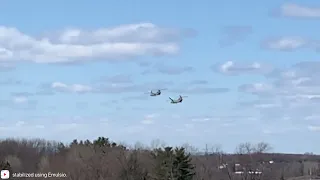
[219,25,252,46]
[238,83,273,96]
[122,94,149,101]
[142,63,194,75]
[98,74,133,84]
[0,63,15,71]
[141,114,158,125]
[308,125,320,132]
[187,80,208,85]
[170,87,229,94]
[0,96,37,110]
[262,36,320,51]
[51,82,93,93]
[0,78,26,86]
[278,3,320,18]
[213,61,272,75]
[48,80,173,94]
[238,61,320,128]
[13,96,28,104]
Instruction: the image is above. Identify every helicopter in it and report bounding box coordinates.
[145,89,167,96]
[168,95,188,104]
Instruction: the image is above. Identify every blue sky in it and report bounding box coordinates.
[1,0,320,153]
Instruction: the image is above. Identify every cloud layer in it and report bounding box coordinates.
[0,23,193,64]
[237,61,320,132]
[213,61,272,75]
[48,81,175,94]
[279,3,320,18]
[262,36,319,51]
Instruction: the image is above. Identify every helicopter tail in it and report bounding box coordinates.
[169,97,174,102]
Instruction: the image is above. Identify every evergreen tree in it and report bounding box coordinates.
[84,139,91,146]
[93,137,110,147]
[70,139,78,146]
[79,140,84,145]
[152,146,195,180]
[280,175,285,180]
[173,147,195,180]
[0,161,11,172]
[111,142,117,147]
[152,147,175,180]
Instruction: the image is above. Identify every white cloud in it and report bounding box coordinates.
[124,125,145,133]
[187,80,208,85]
[15,121,25,126]
[170,87,229,94]
[305,115,320,121]
[176,123,195,132]
[145,114,157,119]
[0,62,15,71]
[141,119,154,125]
[142,62,194,75]
[219,26,252,46]
[141,114,158,125]
[55,123,80,131]
[214,61,271,75]
[263,37,307,50]
[262,36,320,51]
[155,65,193,75]
[191,117,212,122]
[34,125,45,129]
[0,23,192,64]
[240,62,320,99]
[280,3,320,18]
[99,118,109,124]
[238,61,320,128]
[262,126,299,135]
[238,83,273,95]
[13,96,28,103]
[253,103,281,109]
[49,80,173,94]
[0,78,24,86]
[308,125,320,132]
[51,82,93,93]
[171,114,181,119]
[100,74,132,84]
[184,123,194,128]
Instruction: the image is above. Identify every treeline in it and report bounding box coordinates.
[0,137,319,180]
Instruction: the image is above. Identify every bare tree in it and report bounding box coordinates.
[5,155,21,172]
[0,137,318,180]
[117,149,149,180]
[233,142,274,180]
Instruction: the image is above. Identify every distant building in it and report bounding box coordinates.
[218,160,320,177]
[287,175,320,180]
[303,161,319,176]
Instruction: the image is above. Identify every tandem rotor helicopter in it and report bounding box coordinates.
[145,88,187,104]
[168,95,188,104]
[145,88,167,96]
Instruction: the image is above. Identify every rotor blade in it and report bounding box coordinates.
[159,88,167,90]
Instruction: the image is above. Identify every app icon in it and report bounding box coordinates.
[1,170,9,179]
